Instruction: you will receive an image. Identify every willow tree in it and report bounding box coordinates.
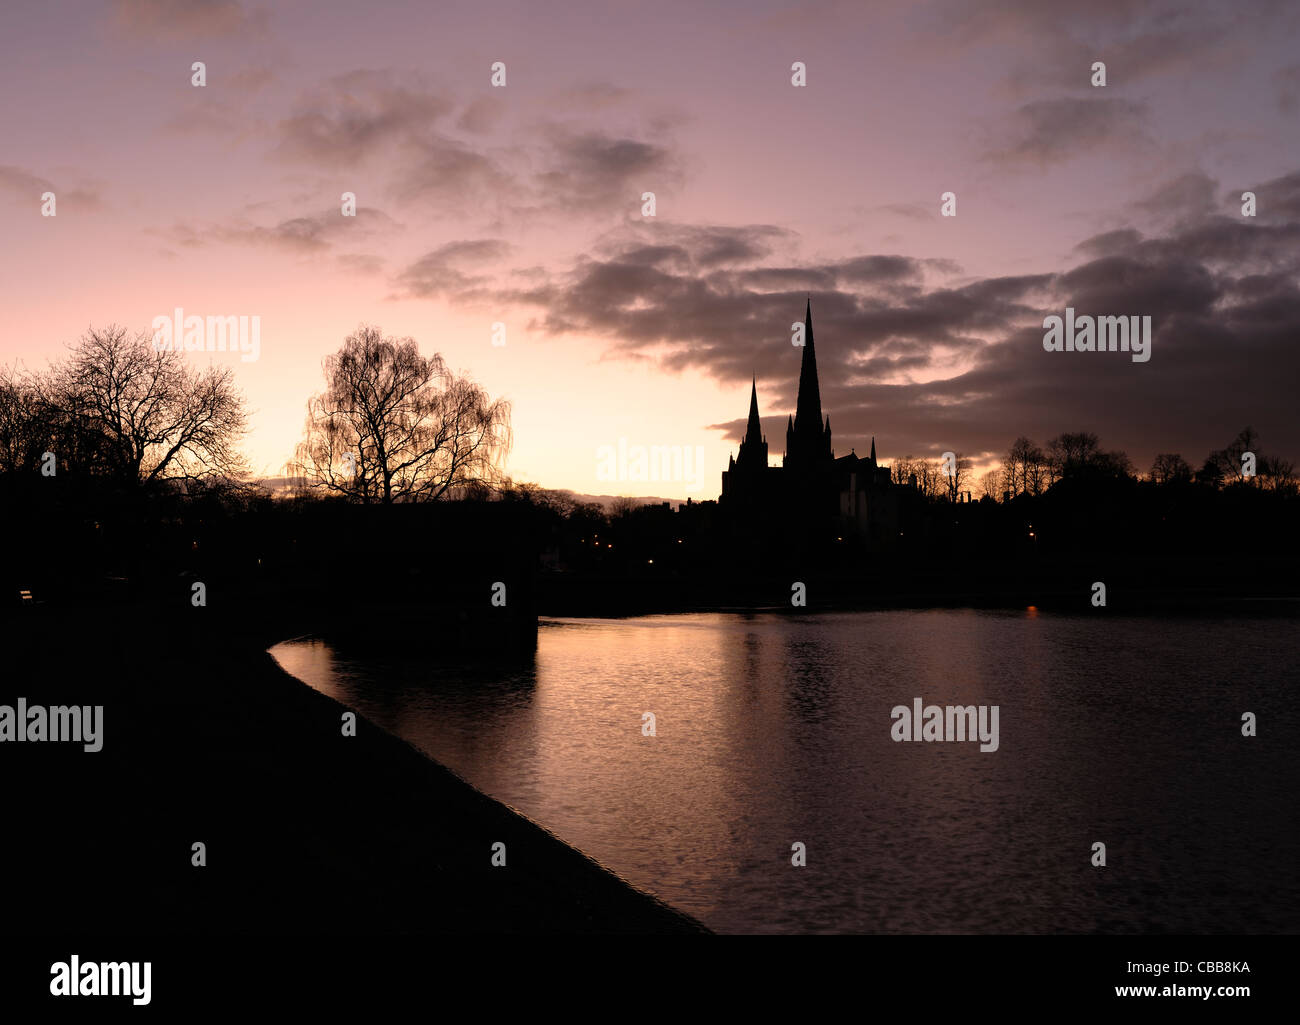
[295,325,512,503]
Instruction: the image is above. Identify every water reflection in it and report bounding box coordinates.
[781,631,836,725]
[271,610,1300,934]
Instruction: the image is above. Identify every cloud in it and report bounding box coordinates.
[0,166,102,211]
[336,252,386,276]
[529,127,683,215]
[0,165,52,196]
[270,72,683,221]
[1277,64,1300,112]
[392,239,512,298]
[1250,169,1300,222]
[1073,228,1143,257]
[918,0,1293,97]
[981,97,1151,169]
[274,71,457,167]
[876,202,934,223]
[484,194,1300,469]
[110,0,267,41]
[160,205,402,253]
[456,97,506,134]
[551,83,636,110]
[387,135,516,208]
[1131,171,1218,226]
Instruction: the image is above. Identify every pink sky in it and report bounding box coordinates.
[3,0,1298,496]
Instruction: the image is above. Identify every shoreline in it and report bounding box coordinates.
[0,607,708,935]
[259,633,708,934]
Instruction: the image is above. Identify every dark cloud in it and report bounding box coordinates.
[1251,169,1300,221]
[1073,228,1143,257]
[1132,171,1218,226]
[489,197,1300,470]
[531,128,682,214]
[388,135,515,208]
[615,223,791,267]
[392,239,512,298]
[922,0,1294,98]
[275,71,457,167]
[270,73,682,221]
[981,98,1151,169]
[162,206,401,253]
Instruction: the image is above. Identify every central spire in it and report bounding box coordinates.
[744,376,763,445]
[794,298,822,435]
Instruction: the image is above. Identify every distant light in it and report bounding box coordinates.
[647,559,654,564]
[607,544,613,548]
[677,539,683,543]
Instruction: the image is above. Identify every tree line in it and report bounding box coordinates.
[1,323,1294,510]
[0,324,512,503]
[891,428,1297,503]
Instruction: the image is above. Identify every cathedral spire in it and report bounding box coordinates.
[745,376,763,445]
[786,298,832,470]
[794,298,822,435]
[735,376,769,471]
[870,436,876,462]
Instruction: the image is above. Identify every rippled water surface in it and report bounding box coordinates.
[271,610,1300,933]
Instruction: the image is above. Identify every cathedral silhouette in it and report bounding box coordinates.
[720,300,904,547]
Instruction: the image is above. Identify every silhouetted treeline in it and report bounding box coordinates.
[3,331,1297,625]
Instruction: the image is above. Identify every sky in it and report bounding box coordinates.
[2,0,1298,498]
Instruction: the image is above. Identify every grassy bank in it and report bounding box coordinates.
[0,603,705,934]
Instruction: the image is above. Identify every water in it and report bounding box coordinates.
[270,610,1300,934]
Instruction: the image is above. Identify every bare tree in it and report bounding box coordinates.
[1047,431,1100,482]
[48,326,248,486]
[1209,426,1261,484]
[1003,437,1048,497]
[609,496,639,518]
[977,469,1002,501]
[1150,453,1192,484]
[294,325,511,504]
[895,455,943,498]
[0,365,49,473]
[942,452,973,502]
[1258,455,1298,494]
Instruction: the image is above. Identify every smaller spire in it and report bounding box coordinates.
[870,436,877,462]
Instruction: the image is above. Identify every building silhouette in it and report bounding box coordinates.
[721,300,903,548]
